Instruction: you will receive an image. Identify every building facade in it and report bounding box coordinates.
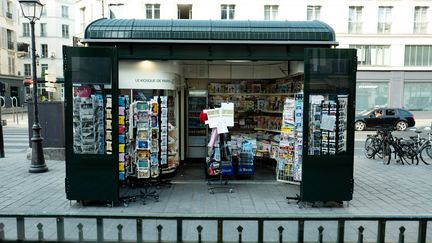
[0,0,25,107]
[17,0,75,102]
[74,0,432,112]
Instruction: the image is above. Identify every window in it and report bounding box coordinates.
[8,55,15,75]
[6,29,14,50]
[41,44,48,58]
[350,45,391,66]
[61,6,69,18]
[356,82,389,112]
[177,4,192,19]
[41,6,47,16]
[307,5,321,20]
[145,4,160,19]
[80,7,86,33]
[40,23,47,37]
[41,64,48,77]
[348,6,363,33]
[22,23,30,37]
[221,4,235,20]
[378,6,392,33]
[385,109,396,116]
[6,1,12,18]
[62,24,69,38]
[414,7,428,34]
[24,64,31,76]
[405,45,432,66]
[404,82,432,110]
[264,5,278,20]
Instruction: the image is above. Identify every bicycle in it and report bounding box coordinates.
[380,128,414,165]
[407,128,432,165]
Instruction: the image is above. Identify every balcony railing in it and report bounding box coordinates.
[0,213,430,242]
[17,42,29,53]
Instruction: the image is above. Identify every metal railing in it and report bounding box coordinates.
[0,214,430,243]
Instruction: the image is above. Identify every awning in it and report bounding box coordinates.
[82,19,337,45]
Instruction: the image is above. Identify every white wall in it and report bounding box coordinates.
[17,0,74,82]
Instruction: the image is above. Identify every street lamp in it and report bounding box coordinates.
[19,0,48,173]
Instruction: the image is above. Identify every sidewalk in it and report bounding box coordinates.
[1,151,432,241]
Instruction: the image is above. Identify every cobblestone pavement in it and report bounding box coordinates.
[1,126,432,242]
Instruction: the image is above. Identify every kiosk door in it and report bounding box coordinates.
[63,46,119,202]
[302,48,357,203]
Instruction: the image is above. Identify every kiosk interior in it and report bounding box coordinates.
[64,19,356,204]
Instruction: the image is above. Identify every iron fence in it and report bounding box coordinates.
[0,214,430,243]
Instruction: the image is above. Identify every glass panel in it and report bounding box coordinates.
[228,5,235,19]
[356,82,388,112]
[308,95,347,155]
[264,5,270,20]
[221,5,227,19]
[404,82,432,111]
[154,4,160,19]
[72,84,106,154]
[71,57,111,84]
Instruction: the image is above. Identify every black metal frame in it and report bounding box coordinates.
[0,213,429,243]
[63,46,119,202]
[302,48,357,203]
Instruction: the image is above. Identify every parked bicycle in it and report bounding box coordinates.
[364,126,421,165]
[406,128,432,165]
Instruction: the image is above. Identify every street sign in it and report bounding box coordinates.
[45,74,56,82]
[44,69,56,82]
[45,87,57,92]
[45,82,55,88]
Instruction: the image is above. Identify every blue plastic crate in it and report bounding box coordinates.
[221,161,234,176]
[238,164,254,175]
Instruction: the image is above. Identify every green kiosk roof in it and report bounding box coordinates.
[83,19,337,45]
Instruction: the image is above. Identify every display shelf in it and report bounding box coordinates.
[254,128,281,133]
[260,110,283,114]
[209,92,294,96]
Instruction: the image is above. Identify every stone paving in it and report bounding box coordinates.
[1,126,432,241]
[0,153,432,241]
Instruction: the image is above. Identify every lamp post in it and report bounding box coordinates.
[19,0,48,173]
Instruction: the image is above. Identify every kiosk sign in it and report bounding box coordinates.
[119,61,179,90]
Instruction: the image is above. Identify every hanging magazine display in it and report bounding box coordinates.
[276,93,303,184]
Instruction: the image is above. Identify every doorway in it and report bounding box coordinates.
[177,4,192,19]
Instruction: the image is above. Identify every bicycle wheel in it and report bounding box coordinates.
[419,145,432,165]
[382,143,391,165]
[400,144,416,165]
[364,137,378,159]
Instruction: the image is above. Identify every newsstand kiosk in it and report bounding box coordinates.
[300,48,356,204]
[63,19,356,205]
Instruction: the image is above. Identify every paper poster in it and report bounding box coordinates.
[221,103,234,127]
[320,114,336,131]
